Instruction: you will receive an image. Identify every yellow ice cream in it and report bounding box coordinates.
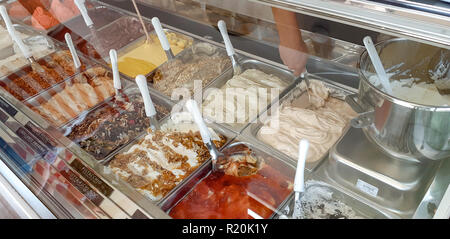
[116,33,190,78]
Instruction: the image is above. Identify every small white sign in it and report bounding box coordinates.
[356,179,379,197]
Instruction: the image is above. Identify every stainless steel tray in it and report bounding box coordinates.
[277,180,396,219]
[0,47,94,102]
[59,86,174,163]
[314,126,442,218]
[22,64,120,126]
[159,136,296,219]
[99,28,194,79]
[241,74,357,172]
[200,58,298,133]
[100,116,238,205]
[146,42,232,98]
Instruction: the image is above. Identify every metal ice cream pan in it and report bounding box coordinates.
[100,28,194,78]
[159,136,296,219]
[47,5,125,41]
[198,58,299,134]
[277,180,396,219]
[99,116,238,205]
[59,86,175,165]
[241,74,357,172]
[22,64,122,126]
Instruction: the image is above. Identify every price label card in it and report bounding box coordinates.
[356,179,379,197]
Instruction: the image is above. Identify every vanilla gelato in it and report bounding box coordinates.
[203,69,289,125]
[257,80,356,163]
[369,75,450,106]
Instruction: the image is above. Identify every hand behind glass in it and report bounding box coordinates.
[279,43,309,76]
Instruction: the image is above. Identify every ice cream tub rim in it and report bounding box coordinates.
[159,136,297,219]
[240,74,357,172]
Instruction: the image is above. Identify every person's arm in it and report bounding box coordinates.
[272,8,308,76]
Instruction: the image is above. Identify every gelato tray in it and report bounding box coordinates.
[161,138,295,219]
[61,87,172,161]
[23,66,116,127]
[0,49,91,102]
[102,114,236,203]
[149,42,231,98]
[106,29,193,78]
[242,75,357,171]
[202,58,297,133]
[77,15,155,60]
[279,180,393,219]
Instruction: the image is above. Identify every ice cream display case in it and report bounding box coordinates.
[0,0,448,219]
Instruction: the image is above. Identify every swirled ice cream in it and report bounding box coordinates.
[108,112,227,201]
[257,80,356,163]
[203,69,289,125]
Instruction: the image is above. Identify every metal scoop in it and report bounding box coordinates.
[0,6,46,74]
[74,0,106,57]
[185,100,262,174]
[64,33,82,73]
[136,75,160,131]
[428,49,450,95]
[363,36,393,95]
[152,17,175,60]
[110,49,123,96]
[185,99,224,172]
[218,20,242,76]
[292,139,309,219]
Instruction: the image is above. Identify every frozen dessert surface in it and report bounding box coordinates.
[0,25,29,47]
[65,94,169,160]
[295,181,364,219]
[49,7,121,42]
[257,80,356,163]
[369,76,450,106]
[116,33,191,78]
[31,7,60,30]
[203,69,289,124]
[49,0,80,23]
[108,127,227,201]
[29,67,114,126]
[169,162,292,219]
[1,50,81,101]
[152,43,231,97]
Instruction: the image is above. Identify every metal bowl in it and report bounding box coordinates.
[346,38,450,161]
